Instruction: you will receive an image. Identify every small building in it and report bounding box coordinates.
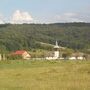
[12,50,31,60]
[69,53,85,60]
[69,57,76,60]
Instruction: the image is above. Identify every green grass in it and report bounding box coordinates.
[0,60,90,90]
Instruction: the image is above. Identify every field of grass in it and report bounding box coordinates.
[0,60,90,90]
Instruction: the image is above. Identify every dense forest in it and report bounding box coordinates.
[0,23,90,52]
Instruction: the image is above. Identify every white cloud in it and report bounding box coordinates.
[55,13,84,22]
[0,11,90,24]
[11,10,33,24]
[0,14,5,24]
[0,19,4,24]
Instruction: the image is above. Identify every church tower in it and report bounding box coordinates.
[54,41,59,59]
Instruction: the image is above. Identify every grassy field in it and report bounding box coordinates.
[0,60,90,90]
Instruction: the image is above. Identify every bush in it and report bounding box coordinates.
[7,55,22,60]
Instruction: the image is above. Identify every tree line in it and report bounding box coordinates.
[0,23,90,53]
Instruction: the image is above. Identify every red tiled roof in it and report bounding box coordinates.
[13,50,26,55]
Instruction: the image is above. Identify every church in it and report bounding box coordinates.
[46,41,60,60]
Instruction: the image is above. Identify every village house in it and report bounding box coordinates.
[12,50,31,60]
[69,52,85,60]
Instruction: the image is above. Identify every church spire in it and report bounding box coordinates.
[54,40,59,49]
[56,40,58,46]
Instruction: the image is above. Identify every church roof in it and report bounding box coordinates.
[54,45,59,48]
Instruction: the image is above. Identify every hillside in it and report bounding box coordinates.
[0,23,90,51]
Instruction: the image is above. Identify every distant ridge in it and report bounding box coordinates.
[0,23,90,51]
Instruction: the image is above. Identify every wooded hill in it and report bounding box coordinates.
[0,23,90,52]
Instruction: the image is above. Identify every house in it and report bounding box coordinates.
[12,50,31,60]
[69,52,85,60]
[69,57,76,60]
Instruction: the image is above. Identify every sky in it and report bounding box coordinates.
[0,0,90,24]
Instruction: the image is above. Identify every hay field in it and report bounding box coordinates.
[0,60,90,90]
